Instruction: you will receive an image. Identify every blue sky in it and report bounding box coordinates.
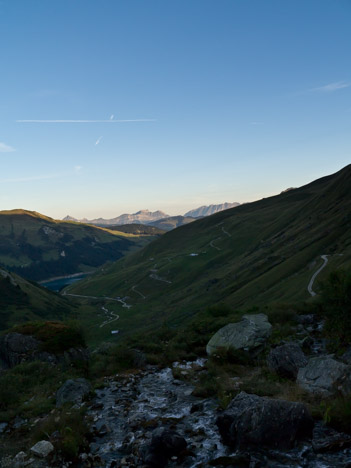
[0,0,350,219]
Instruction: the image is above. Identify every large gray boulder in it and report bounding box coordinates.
[206,314,272,356]
[216,392,313,450]
[297,356,351,397]
[267,343,308,379]
[56,378,92,407]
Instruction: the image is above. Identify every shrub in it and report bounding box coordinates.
[319,270,351,347]
[206,303,231,317]
[10,320,85,354]
[33,408,89,460]
[321,397,351,434]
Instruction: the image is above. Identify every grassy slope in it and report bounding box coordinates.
[0,210,157,281]
[68,165,351,339]
[149,215,196,231]
[0,268,74,331]
[106,224,165,236]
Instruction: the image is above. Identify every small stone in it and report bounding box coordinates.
[30,440,54,458]
[0,422,8,433]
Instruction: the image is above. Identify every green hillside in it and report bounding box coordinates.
[0,210,157,281]
[149,215,196,231]
[67,165,351,338]
[106,223,165,236]
[0,268,74,331]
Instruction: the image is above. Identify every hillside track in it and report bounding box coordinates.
[307,255,329,296]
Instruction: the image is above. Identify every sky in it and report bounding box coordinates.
[0,0,350,219]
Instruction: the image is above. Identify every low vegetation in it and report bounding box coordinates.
[10,320,85,354]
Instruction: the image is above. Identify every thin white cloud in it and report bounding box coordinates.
[95,136,103,146]
[311,81,350,92]
[1,167,83,183]
[0,142,15,153]
[110,114,114,120]
[16,119,156,123]
[0,174,62,183]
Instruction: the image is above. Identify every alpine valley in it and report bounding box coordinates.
[1,166,351,468]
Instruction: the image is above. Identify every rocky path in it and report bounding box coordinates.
[87,362,227,468]
[85,361,351,468]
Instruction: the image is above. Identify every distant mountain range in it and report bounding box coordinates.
[63,203,240,228]
[184,202,240,218]
[63,209,168,226]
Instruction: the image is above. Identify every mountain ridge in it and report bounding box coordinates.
[184,202,240,218]
[63,202,240,227]
[68,164,351,337]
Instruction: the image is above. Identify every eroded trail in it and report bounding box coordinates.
[308,255,329,296]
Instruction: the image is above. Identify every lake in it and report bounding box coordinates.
[40,273,91,292]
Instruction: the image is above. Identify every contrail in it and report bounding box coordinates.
[16,119,156,123]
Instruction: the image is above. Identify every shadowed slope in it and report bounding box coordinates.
[68,165,351,335]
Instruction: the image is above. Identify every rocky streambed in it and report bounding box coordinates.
[85,360,351,468]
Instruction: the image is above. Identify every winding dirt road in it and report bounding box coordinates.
[307,255,329,297]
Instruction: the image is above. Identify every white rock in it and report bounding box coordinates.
[30,440,54,458]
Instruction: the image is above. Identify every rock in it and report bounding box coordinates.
[13,416,27,429]
[0,422,8,433]
[13,451,27,465]
[341,346,351,365]
[63,347,90,365]
[95,419,110,436]
[56,378,92,407]
[267,342,308,379]
[216,391,313,450]
[30,440,54,458]
[143,428,187,467]
[209,453,252,467]
[190,402,204,413]
[206,314,272,356]
[297,356,351,396]
[297,314,315,325]
[312,423,351,452]
[0,332,40,367]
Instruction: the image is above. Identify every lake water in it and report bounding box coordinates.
[40,273,90,292]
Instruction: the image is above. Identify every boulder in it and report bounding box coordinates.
[341,346,351,365]
[56,378,92,407]
[297,356,351,397]
[30,440,54,458]
[267,343,307,379]
[0,332,40,367]
[143,428,187,467]
[216,392,313,450]
[206,314,272,356]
